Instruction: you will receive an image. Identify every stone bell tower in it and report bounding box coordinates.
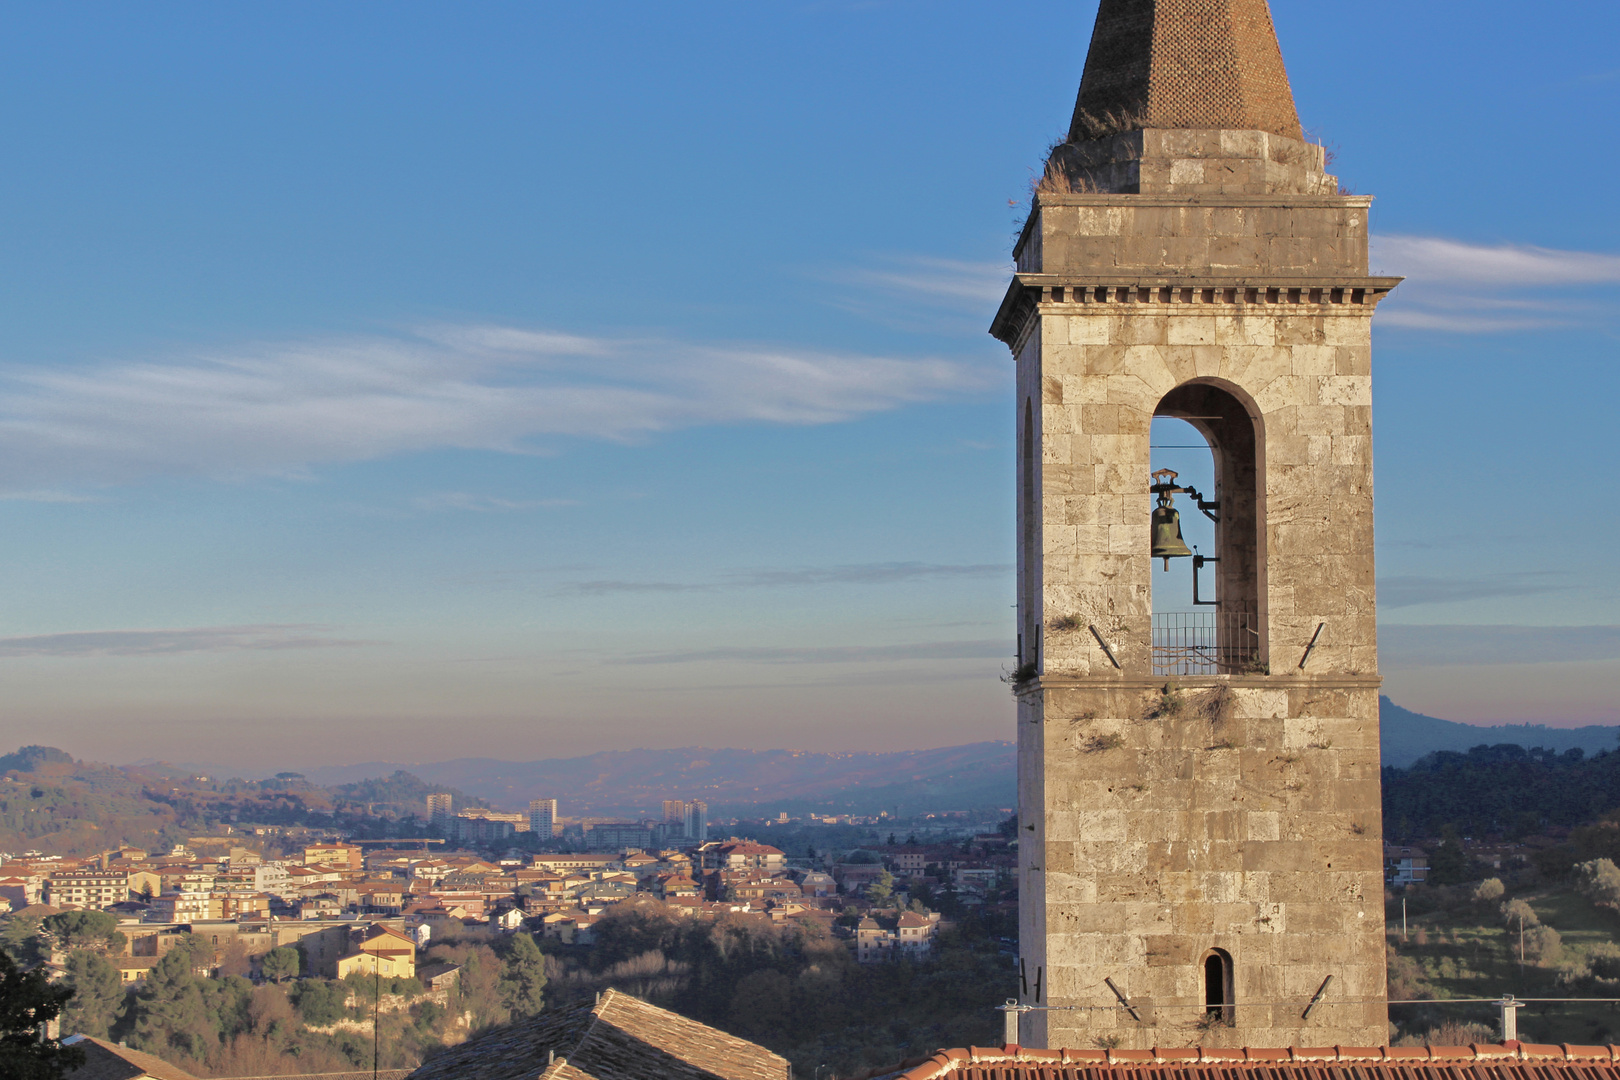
[990,0,1398,1050]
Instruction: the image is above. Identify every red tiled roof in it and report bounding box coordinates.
[716,842,784,856]
[894,1044,1620,1080]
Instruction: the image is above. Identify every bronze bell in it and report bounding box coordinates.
[1152,500,1192,568]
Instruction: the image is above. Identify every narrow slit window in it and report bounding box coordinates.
[1204,949,1234,1025]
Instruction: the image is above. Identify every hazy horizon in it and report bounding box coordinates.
[2,2,1616,767]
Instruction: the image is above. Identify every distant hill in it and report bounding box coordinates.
[298,701,1620,817]
[1378,697,1619,768]
[299,742,1019,819]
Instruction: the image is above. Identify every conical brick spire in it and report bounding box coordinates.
[1069,0,1303,141]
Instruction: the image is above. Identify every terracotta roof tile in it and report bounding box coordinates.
[1069,0,1304,140]
[890,1044,1620,1080]
[406,988,788,1080]
[65,1036,201,1080]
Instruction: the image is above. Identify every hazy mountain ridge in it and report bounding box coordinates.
[1378,697,1620,768]
[299,742,1019,818]
[5,701,1613,843]
[298,700,1620,816]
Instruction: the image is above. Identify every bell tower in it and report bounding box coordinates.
[991,0,1398,1050]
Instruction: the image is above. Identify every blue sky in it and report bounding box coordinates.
[0,1,1616,770]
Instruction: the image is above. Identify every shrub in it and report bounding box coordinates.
[1575,858,1620,910]
[1500,898,1539,928]
[1523,925,1564,966]
[1144,684,1183,719]
[291,979,347,1026]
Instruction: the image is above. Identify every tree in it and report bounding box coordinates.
[127,946,218,1063]
[43,911,124,953]
[59,951,124,1039]
[1427,827,1469,886]
[1501,898,1539,928]
[290,979,346,1026]
[0,918,49,969]
[1576,858,1620,910]
[1471,878,1505,907]
[866,870,895,907]
[727,969,792,1039]
[260,947,300,984]
[0,949,84,1080]
[1524,925,1564,966]
[498,933,547,1020]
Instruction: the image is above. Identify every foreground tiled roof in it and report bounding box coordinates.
[65,1036,200,1080]
[891,1043,1620,1080]
[407,988,789,1080]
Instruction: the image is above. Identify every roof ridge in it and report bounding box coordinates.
[897,1043,1620,1077]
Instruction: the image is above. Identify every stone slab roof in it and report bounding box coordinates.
[888,1043,1620,1080]
[406,988,789,1080]
[1071,0,1303,141]
[65,1037,200,1080]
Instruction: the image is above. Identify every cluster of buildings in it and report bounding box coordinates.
[0,825,1021,988]
[422,793,707,850]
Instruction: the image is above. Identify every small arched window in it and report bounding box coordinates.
[1204,948,1234,1026]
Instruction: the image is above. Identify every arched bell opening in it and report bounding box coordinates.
[1203,948,1235,1026]
[1150,381,1265,675]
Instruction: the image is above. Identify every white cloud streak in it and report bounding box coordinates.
[412,492,578,513]
[0,624,371,657]
[1380,625,1620,668]
[1373,236,1620,287]
[1379,572,1572,609]
[552,562,1011,597]
[842,257,1010,306]
[1371,235,1620,333]
[0,324,995,487]
[622,639,1008,665]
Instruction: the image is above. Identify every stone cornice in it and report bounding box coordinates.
[1025,673,1383,692]
[1033,193,1376,209]
[991,275,1402,348]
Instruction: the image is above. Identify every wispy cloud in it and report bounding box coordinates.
[1380,625,1620,668]
[0,323,995,487]
[0,624,372,658]
[821,255,1010,335]
[622,639,1008,665]
[731,562,1008,587]
[843,256,1010,306]
[0,490,103,503]
[1373,236,1620,286]
[1372,235,1620,332]
[558,580,716,597]
[1379,572,1572,609]
[551,561,1011,597]
[412,492,577,513]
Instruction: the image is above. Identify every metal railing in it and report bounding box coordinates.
[1152,611,1260,676]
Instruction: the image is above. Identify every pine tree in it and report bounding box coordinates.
[128,946,217,1063]
[498,933,547,1020]
[60,951,125,1039]
[260,947,300,984]
[0,950,84,1080]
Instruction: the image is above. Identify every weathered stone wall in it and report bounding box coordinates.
[1026,191,1370,278]
[1046,129,1340,198]
[1021,678,1385,1049]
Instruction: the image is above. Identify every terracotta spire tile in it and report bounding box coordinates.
[1070,0,1304,140]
